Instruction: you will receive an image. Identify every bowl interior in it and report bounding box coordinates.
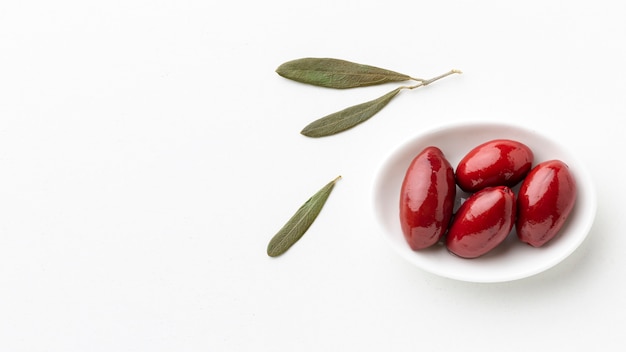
[372,122,596,283]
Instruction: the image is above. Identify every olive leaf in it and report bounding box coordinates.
[276,58,414,89]
[300,69,462,138]
[267,176,342,257]
[301,88,402,138]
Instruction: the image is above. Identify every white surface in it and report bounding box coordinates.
[0,1,624,351]
[373,122,596,283]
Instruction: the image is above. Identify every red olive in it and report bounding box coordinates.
[516,160,577,247]
[456,139,534,192]
[400,146,456,250]
[446,186,516,259]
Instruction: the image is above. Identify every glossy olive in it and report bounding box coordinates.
[399,146,456,250]
[516,160,577,247]
[446,186,516,259]
[455,139,534,192]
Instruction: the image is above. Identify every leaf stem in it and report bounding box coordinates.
[402,69,462,90]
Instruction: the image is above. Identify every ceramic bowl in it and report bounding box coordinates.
[371,122,597,283]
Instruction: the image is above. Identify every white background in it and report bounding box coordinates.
[1,1,624,351]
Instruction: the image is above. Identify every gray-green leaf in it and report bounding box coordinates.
[267,176,341,257]
[301,87,402,137]
[276,58,412,89]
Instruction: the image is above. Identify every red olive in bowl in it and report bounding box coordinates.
[399,146,456,250]
[446,186,516,259]
[455,139,534,192]
[516,160,577,247]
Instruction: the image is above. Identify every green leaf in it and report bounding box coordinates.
[267,176,341,257]
[301,87,402,137]
[276,58,412,89]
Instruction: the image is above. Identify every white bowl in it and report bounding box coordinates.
[371,121,597,283]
